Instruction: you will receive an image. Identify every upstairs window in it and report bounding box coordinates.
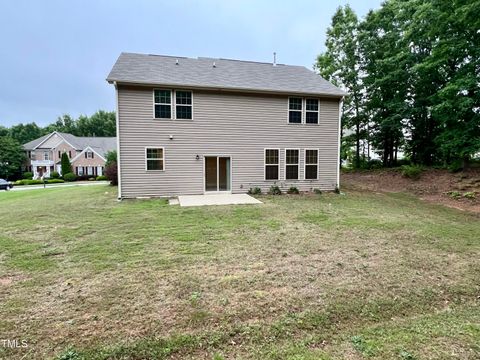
[288,98,302,123]
[44,151,50,161]
[305,99,319,124]
[305,149,319,179]
[85,151,94,159]
[175,91,192,119]
[285,149,299,180]
[146,148,164,171]
[154,90,172,119]
[265,149,279,180]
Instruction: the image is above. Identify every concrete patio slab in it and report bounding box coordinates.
[178,193,262,207]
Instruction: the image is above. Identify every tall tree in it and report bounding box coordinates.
[359,0,410,166]
[316,5,366,168]
[60,152,72,176]
[0,136,25,180]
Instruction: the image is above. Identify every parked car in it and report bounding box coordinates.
[0,179,13,190]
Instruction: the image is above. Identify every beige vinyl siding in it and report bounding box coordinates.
[117,85,340,198]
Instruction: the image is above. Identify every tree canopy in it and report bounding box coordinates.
[316,0,480,168]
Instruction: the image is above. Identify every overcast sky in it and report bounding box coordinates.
[0,0,382,127]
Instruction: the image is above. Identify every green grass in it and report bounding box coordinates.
[0,186,479,359]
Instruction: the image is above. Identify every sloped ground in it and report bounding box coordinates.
[0,186,479,359]
[342,168,480,213]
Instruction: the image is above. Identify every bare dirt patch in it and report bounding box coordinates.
[342,168,480,213]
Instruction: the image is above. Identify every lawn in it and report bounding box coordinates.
[0,186,479,359]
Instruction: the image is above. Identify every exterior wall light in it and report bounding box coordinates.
[195,155,200,160]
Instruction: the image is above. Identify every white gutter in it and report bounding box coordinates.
[337,97,343,189]
[114,81,122,200]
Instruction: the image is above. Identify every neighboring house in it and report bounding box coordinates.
[22,132,116,179]
[107,52,346,199]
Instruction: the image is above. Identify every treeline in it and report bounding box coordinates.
[316,0,479,169]
[0,110,115,179]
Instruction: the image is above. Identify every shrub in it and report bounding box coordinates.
[14,179,43,185]
[96,175,108,181]
[463,191,476,199]
[22,171,33,179]
[47,179,64,184]
[287,186,299,194]
[448,160,463,173]
[447,191,462,199]
[105,161,118,185]
[63,172,77,182]
[314,188,322,194]
[61,152,72,176]
[247,187,262,195]
[268,185,282,195]
[401,165,423,179]
[50,171,60,179]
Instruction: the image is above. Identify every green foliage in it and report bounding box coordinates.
[0,136,25,180]
[105,161,118,185]
[287,186,299,194]
[463,192,476,200]
[22,171,33,179]
[50,171,60,179]
[56,347,83,360]
[448,160,463,173]
[247,187,262,195]
[63,173,77,182]
[447,191,462,199]
[316,0,480,168]
[105,150,117,168]
[61,152,72,177]
[313,188,322,194]
[14,179,65,185]
[47,179,65,184]
[96,175,108,181]
[268,185,282,195]
[401,165,423,180]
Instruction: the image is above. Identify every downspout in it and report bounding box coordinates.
[114,81,122,200]
[337,97,343,189]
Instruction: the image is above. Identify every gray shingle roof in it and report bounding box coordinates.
[106,52,347,97]
[23,132,116,158]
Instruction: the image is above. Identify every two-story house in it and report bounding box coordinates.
[22,132,116,179]
[107,53,346,199]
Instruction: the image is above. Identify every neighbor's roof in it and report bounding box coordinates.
[23,132,116,158]
[106,52,347,97]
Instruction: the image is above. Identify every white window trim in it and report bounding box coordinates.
[145,147,165,172]
[285,148,300,180]
[86,151,94,159]
[153,89,193,120]
[287,97,303,124]
[304,148,319,180]
[305,98,320,125]
[175,90,194,120]
[264,148,280,181]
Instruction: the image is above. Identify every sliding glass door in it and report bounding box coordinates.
[204,156,231,192]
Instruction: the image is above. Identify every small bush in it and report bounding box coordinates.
[50,171,61,179]
[247,187,262,195]
[105,161,118,185]
[268,185,282,195]
[287,186,299,194]
[447,191,462,199]
[313,188,322,194]
[47,179,65,184]
[63,173,77,182]
[463,191,476,199]
[22,171,33,179]
[448,160,463,173]
[14,179,43,185]
[401,165,423,179]
[96,175,108,181]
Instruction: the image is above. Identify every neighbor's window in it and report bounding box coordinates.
[265,149,279,180]
[305,149,318,179]
[175,91,192,119]
[285,149,299,180]
[87,166,93,176]
[85,151,94,159]
[289,98,302,123]
[146,148,164,171]
[58,150,61,158]
[305,99,319,124]
[154,90,172,119]
[77,167,84,176]
[44,151,50,160]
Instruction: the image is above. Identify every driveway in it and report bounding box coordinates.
[3,181,110,192]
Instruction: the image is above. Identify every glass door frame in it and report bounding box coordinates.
[203,155,232,193]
